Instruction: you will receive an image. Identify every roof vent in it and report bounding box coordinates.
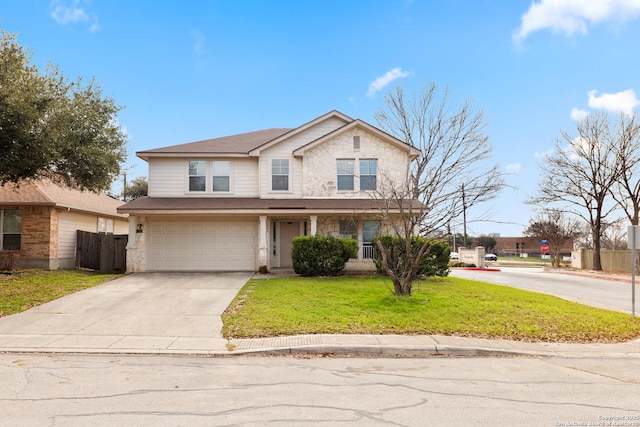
[353,136,360,150]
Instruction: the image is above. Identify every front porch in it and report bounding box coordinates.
[258,214,379,272]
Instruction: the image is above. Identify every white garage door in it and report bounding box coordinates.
[146,220,257,271]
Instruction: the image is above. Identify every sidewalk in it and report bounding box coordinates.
[2,332,639,358]
[228,334,640,358]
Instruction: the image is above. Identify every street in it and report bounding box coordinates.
[450,266,637,314]
[1,353,639,426]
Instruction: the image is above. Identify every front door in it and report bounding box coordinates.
[279,221,300,267]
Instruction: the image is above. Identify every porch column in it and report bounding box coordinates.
[310,215,317,235]
[127,215,137,249]
[258,215,268,267]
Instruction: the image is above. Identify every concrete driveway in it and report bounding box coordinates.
[0,272,252,354]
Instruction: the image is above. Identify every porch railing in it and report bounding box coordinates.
[362,243,375,260]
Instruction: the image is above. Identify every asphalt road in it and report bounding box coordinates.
[450,266,637,314]
[1,354,639,426]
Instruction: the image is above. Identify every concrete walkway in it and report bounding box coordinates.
[1,270,639,358]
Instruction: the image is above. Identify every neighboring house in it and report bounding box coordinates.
[118,110,421,272]
[0,180,128,270]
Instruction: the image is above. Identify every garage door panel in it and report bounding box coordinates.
[147,219,257,271]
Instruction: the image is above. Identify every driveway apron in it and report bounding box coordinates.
[0,272,252,354]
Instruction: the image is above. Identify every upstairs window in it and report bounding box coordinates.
[272,159,289,191]
[1,209,21,250]
[212,161,230,192]
[188,160,206,192]
[337,159,355,191]
[360,159,377,191]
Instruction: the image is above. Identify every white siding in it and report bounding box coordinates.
[148,158,185,197]
[148,157,259,197]
[58,211,129,259]
[57,211,99,259]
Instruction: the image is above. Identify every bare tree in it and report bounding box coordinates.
[374,83,505,238]
[528,112,625,271]
[600,217,629,250]
[370,83,504,295]
[610,113,640,225]
[523,209,580,267]
[372,173,432,296]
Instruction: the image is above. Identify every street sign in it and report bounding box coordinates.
[540,243,549,253]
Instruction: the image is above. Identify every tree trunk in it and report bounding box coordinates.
[593,220,602,271]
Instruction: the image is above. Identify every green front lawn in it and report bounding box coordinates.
[0,269,121,317]
[222,276,640,343]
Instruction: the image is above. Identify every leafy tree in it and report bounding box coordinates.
[524,209,580,267]
[475,235,497,252]
[0,30,127,192]
[123,176,148,201]
[528,112,630,271]
[370,83,504,296]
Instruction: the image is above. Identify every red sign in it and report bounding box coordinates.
[540,243,549,253]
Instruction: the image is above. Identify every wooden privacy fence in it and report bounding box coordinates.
[76,230,128,273]
[572,248,635,273]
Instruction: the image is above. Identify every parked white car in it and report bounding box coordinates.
[450,252,459,260]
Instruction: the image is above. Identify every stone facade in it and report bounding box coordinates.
[302,128,411,198]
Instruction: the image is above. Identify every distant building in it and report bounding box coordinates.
[493,236,574,257]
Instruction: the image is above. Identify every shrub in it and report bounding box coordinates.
[292,234,358,276]
[373,235,451,277]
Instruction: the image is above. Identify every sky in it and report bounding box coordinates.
[2,0,640,237]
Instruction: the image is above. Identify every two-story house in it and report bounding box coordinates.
[117,110,421,272]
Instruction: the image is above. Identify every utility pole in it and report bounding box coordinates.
[122,172,127,202]
[462,183,468,248]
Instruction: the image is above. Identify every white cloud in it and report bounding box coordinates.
[570,107,589,121]
[50,0,99,32]
[505,163,521,174]
[367,68,410,98]
[513,0,640,42]
[534,149,553,159]
[587,89,639,115]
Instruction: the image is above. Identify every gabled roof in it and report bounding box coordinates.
[135,109,416,161]
[292,119,420,158]
[137,128,293,160]
[0,180,127,218]
[136,110,355,160]
[248,110,353,156]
